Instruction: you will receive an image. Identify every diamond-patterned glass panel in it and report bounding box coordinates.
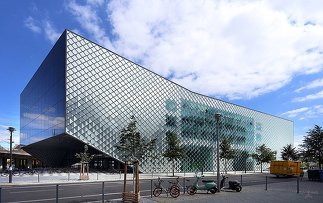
[63,30,293,173]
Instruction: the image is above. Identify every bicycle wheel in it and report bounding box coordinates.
[171,185,180,192]
[170,187,180,198]
[153,188,162,197]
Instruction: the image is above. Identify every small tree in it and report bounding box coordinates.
[300,125,323,169]
[75,145,94,180]
[220,137,235,174]
[163,132,185,176]
[281,144,298,161]
[252,144,276,173]
[75,145,94,163]
[115,115,156,162]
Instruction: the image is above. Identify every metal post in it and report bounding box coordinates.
[0,187,2,203]
[102,182,105,203]
[150,179,153,198]
[97,171,99,180]
[7,127,15,184]
[68,171,70,181]
[240,175,242,186]
[38,172,40,183]
[215,113,222,192]
[265,176,267,191]
[56,184,59,203]
[297,176,299,194]
[183,178,186,194]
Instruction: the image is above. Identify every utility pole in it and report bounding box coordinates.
[215,113,222,192]
[7,127,15,183]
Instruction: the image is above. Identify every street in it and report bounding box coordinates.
[0,173,301,203]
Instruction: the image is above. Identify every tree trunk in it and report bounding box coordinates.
[225,159,227,174]
[260,162,263,173]
[172,160,175,177]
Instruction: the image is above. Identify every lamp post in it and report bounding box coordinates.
[215,113,222,192]
[7,127,15,183]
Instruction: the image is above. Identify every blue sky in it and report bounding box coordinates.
[1,0,323,149]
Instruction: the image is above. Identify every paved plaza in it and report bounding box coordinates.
[151,180,323,203]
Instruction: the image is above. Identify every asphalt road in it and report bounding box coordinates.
[0,173,299,203]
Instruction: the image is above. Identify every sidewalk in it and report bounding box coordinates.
[0,171,259,186]
[151,180,323,203]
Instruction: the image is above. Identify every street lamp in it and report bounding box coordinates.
[7,127,15,183]
[215,113,222,192]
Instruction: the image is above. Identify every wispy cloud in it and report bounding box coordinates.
[293,90,323,102]
[24,0,323,100]
[43,21,60,44]
[24,16,42,34]
[105,0,323,99]
[67,0,113,50]
[282,105,323,119]
[281,107,309,118]
[86,0,104,6]
[24,16,60,44]
[295,78,323,92]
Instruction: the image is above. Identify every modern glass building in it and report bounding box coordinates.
[21,30,293,173]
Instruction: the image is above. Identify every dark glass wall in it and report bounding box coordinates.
[20,32,66,145]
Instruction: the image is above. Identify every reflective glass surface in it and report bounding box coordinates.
[20,33,66,145]
[65,31,293,173]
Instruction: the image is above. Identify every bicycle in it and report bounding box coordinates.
[171,177,191,194]
[153,177,180,198]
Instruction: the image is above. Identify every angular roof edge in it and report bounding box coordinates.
[66,29,293,123]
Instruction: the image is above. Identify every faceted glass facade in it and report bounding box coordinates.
[20,33,66,146]
[21,30,293,172]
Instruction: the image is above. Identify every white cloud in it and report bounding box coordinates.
[24,16,42,33]
[281,107,309,118]
[43,21,60,44]
[295,78,323,92]
[67,0,113,50]
[86,0,104,6]
[24,16,60,44]
[293,90,323,102]
[282,105,323,119]
[103,0,323,99]
[21,0,320,99]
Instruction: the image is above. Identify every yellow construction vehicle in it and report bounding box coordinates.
[270,160,303,177]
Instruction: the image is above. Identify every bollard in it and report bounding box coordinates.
[150,179,153,198]
[97,172,99,180]
[56,184,59,203]
[240,175,242,186]
[297,176,299,194]
[265,176,267,191]
[0,187,2,203]
[119,171,121,179]
[38,172,40,183]
[102,182,105,203]
[183,178,186,194]
[68,171,70,181]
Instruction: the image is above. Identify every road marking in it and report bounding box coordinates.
[5,190,152,203]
